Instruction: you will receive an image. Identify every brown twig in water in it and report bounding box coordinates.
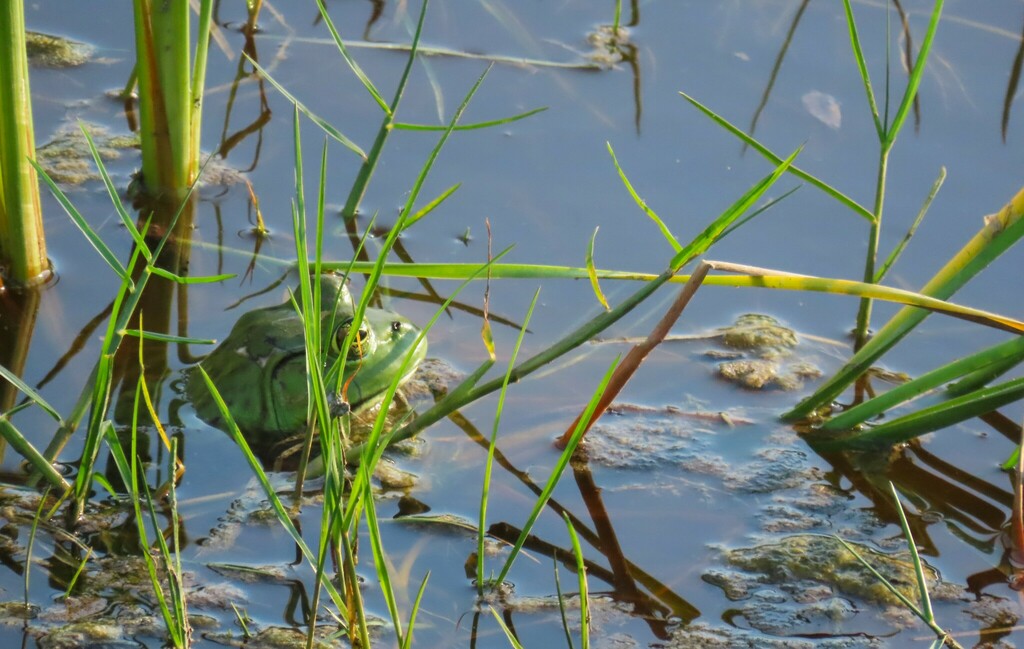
[556,262,711,448]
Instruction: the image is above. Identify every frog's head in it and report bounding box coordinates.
[188,275,427,444]
[319,296,427,412]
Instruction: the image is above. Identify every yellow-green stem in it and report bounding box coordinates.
[0,0,47,285]
[133,0,192,195]
[854,146,889,348]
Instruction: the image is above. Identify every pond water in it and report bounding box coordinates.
[3,0,1024,646]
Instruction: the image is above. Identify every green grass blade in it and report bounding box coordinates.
[948,352,1024,397]
[363,477,404,646]
[888,483,935,622]
[816,376,1024,451]
[245,55,366,159]
[787,183,1024,420]
[340,0,429,220]
[886,0,944,146]
[841,0,884,139]
[401,571,430,649]
[606,141,681,252]
[0,363,61,422]
[495,357,618,585]
[822,335,1024,431]
[477,289,540,592]
[670,148,800,270]
[344,62,495,346]
[103,401,183,644]
[320,260,1024,333]
[563,514,590,649]
[78,122,148,257]
[120,329,215,345]
[370,156,797,452]
[0,418,69,491]
[149,267,234,283]
[314,0,389,114]
[62,547,93,599]
[720,185,800,239]
[29,159,128,281]
[190,0,214,171]
[678,91,875,223]
[832,535,923,615]
[875,166,945,282]
[553,558,576,649]
[393,106,548,131]
[406,183,461,229]
[194,367,345,606]
[585,228,610,310]
[24,488,47,608]
[489,607,525,649]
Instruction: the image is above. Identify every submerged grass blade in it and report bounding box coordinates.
[833,535,922,615]
[24,489,47,609]
[888,483,934,624]
[553,559,575,649]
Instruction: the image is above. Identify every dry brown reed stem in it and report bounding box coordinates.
[556,262,711,449]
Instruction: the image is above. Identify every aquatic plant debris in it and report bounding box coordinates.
[37,123,139,186]
[25,31,93,67]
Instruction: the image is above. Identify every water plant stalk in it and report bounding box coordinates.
[132,0,212,194]
[0,0,47,285]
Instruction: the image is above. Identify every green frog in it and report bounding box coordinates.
[187,274,427,447]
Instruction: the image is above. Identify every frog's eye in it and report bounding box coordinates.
[333,317,375,360]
